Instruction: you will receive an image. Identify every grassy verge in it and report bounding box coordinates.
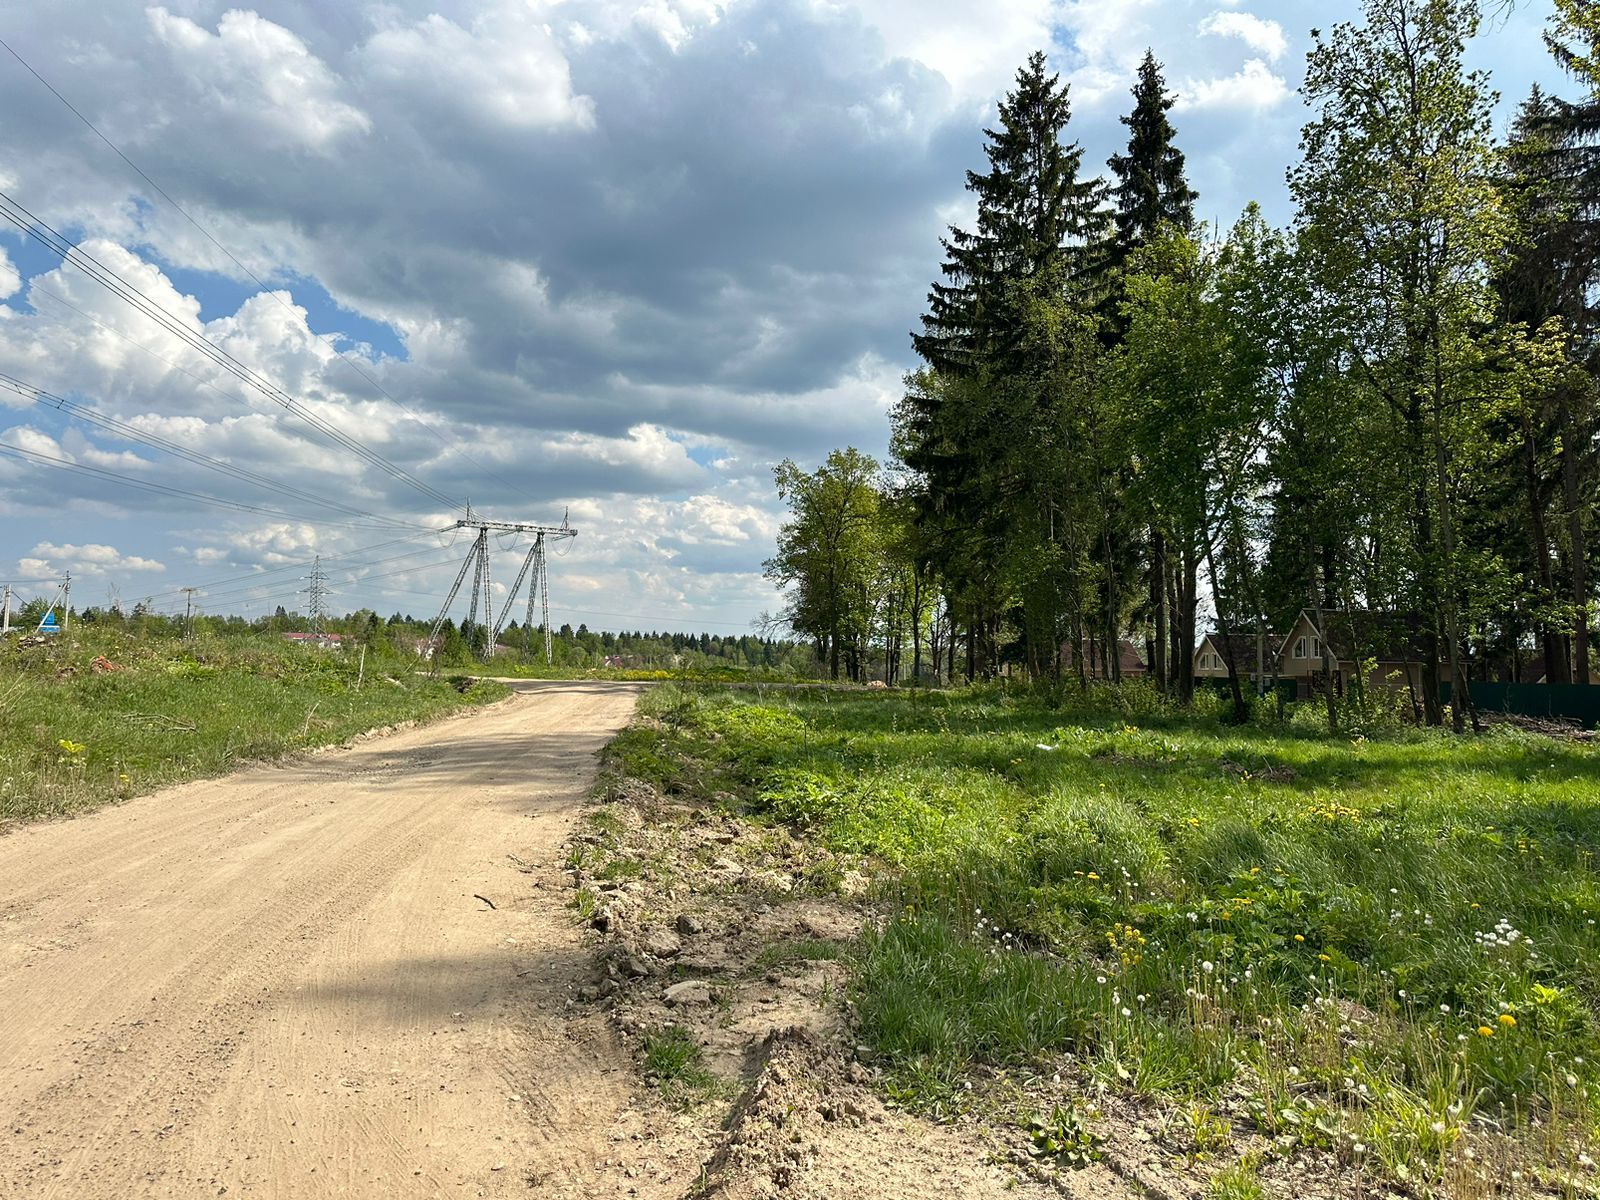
[0,629,507,826]
[606,682,1600,1191]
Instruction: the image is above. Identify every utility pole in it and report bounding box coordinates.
[305,556,328,637]
[62,572,70,640]
[181,587,199,639]
[1,584,10,635]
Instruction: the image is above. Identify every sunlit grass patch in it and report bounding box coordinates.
[609,682,1600,1187]
[641,1025,726,1108]
[0,629,505,826]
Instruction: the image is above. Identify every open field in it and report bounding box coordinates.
[0,630,505,827]
[605,682,1600,1195]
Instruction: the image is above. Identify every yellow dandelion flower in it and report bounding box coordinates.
[1318,953,1332,962]
[1294,934,1306,943]
[1498,1014,1516,1027]
[1478,1026,1495,1038]
[1087,872,1100,881]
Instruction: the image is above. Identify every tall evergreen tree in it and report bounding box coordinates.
[902,52,1106,678]
[913,52,1102,376]
[1527,3,1600,683]
[1105,50,1199,696]
[1107,50,1198,265]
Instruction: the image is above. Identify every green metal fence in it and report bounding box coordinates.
[1443,682,1600,729]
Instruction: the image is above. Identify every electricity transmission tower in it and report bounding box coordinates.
[305,556,329,635]
[425,515,575,664]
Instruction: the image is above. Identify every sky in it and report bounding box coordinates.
[0,0,1570,634]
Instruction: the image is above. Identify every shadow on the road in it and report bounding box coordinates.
[285,942,599,1025]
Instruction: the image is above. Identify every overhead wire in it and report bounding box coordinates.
[0,369,425,527]
[158,553,468,617]
[0,437,417,529]
[0,33,546,515]
[160,542,462,606]
[135,531,451,604]
[0,189,465,514]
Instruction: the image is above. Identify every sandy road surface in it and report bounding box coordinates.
[0,680,664,1199]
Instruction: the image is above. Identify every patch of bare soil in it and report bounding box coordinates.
[562,781,1157,1200]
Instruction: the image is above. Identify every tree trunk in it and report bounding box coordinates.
[910,570,924,685]
[1430,348,1473,733]
[1524,412,1570,684]
[1150,526,1168,696]
[1167,564,1183,690]
[1202,529,1249,723]
[1176,544,1198,705]
[1565,408,1592,685]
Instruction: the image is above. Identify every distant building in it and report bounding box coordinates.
[1190,610,1429,701]
[1275,608,1426,700]
[1193,630,1282,685]
[1059,638,1148,680]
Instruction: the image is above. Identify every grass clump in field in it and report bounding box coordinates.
[641,1025,725,1108]
[609,682,1600,1190]
[0,628,506,826]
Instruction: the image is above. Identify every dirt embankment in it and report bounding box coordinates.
[560,782,1153,1200]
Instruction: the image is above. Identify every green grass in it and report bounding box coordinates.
[752,937,852,970]
[1207,1154,1265,1200]
[641,1025,725,1107]
[0,629,507,826]
[607,681,1600,1188]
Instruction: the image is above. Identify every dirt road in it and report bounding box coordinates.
[0,680,673,1199]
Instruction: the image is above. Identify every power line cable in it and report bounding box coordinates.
[0,33,546,514]
[171,542,457,606]
[0,437,419,529]
[136,531,450,604]
[155,554,470,616]
[0,369,425,527]
[0,189,465,514]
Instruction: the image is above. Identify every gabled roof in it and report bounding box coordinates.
[1198,630,1282,666]
[1301,608,1426,663]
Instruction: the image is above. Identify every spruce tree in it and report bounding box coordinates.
[1104,50,1198,695]
[912,51,1102,377]
[1525,3,1600,683]
[903,52,1105,678]
[1107,50,1198,267]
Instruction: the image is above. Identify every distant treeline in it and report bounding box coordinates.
[12,599,807,673]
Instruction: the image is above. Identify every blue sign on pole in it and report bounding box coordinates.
[38,610,59,635]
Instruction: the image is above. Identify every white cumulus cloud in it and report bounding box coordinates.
[23,541,166,575]
[0,247,18,302]
[1199,11,1288,61]
[357,6,595,131]
[146,6,371,152]
[1177,58,1290,112]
